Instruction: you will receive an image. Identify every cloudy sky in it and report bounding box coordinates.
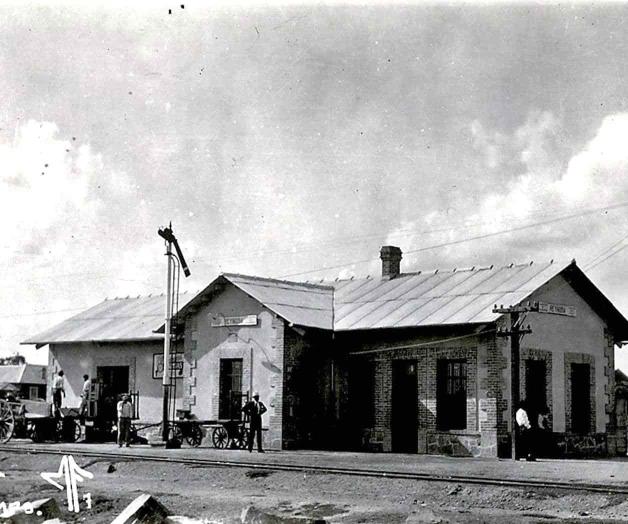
[3,1,628,370]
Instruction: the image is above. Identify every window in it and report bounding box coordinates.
[437,359,467,430]
[29,386,39,400]
[219,359,243,420]
[571,363,591,433]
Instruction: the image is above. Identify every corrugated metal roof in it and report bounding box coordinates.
[0,365,24,384]
[20,364,47,385]
[332,261,563,330]
[0,364,46,385]
[23,259,628,344]
[223,273,334,330]
[22,293,195,346]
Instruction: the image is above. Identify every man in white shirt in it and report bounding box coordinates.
[79,375,90,416]
[515,401,535,461]
[52,370,65,417]
[116,394,133,447]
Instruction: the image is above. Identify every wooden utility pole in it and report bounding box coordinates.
[493,302,537,460]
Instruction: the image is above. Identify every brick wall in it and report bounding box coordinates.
[338,327,500,457]
[268,315,285,449]
[480,328,508,456]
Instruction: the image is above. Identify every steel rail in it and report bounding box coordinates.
[1,444,626,495]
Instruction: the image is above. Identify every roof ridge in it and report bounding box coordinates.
[222,272,334,290]
[327,260,559,282]
[106,293,171,301]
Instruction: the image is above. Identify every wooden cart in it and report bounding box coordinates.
[168,409,249,449]
[0,399,81,444]
[209,419,249,449]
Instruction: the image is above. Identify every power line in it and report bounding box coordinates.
[5,200,628,285]
[194,199,628,267]
[280,201,628,278]
[584,243,628,273]
[585,237,628,269]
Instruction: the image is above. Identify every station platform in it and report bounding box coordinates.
[2,439,627,488]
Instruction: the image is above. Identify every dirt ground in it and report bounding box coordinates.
[1,452,628,523]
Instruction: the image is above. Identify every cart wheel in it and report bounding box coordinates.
[234,427,249,450]
[0,401,15,444]
[68,420,82,443]
[185,423,203,447]
[55,419,64,442]
[212,426,229,449]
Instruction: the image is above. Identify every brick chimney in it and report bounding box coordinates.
[380,245,402,279]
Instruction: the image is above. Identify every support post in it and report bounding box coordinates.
[249,345,254,399]
[510,311,520,460]
[162,239,173,441]
[493,303,537,460]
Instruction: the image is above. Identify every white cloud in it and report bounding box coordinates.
[386,112,628,271]
[0,121,101,255]
[558,113,628,205]
[0,120,144,362]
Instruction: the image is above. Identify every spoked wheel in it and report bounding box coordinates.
[185,423,203,447]
[55,419,64,442]
[68,420,82,443]
[235,427,249,450]
[0,401,15,443]
[212,426,229,449]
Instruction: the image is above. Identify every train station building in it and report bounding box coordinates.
[23,246,628,458]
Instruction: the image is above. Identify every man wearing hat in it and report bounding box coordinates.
[116,394,133,447]
[242,391,267,453]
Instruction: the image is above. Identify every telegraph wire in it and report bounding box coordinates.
[5,201,628,320]
[5,200,628,284]
[584,244,628,273]
[280,201,628,278]
[584,238,628,269]
[193,199,628,268]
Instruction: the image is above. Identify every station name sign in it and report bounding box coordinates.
[210,314,258,327]
[153,353,185,379]
[537,301,576,317]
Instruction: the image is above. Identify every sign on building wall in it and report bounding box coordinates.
[210,314,258,327]
[538,301,577,317]
[152,353,185,379]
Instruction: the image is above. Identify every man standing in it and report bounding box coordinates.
[79,375,91,416]
[116,394,133,447]
[52,370,65,417]
[243,392,267,453]
[515,401,535,461]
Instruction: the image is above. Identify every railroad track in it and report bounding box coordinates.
[1,444,627,495]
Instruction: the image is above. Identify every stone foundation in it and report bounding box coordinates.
[426,432,481,457]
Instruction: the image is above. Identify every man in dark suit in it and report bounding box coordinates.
[242,391,267,453]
